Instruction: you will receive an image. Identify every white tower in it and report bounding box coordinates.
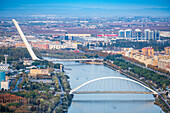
[4,55,8,64]
[12,19,40,60]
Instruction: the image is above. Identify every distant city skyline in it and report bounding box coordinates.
[0,0,170,16]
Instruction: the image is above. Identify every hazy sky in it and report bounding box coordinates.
[0,0,170,16]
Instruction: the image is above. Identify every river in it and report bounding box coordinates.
[46,57,164,113]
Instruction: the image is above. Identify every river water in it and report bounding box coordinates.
[47,58,164,113]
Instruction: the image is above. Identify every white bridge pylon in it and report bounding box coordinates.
[12,19,40,60]
[69,76,158,94]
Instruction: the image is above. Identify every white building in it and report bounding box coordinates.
[65,41,78,49]
[66,34,91,37]
[144,29,160,40]
[134,29,142,40]
[154,30,160,40]
[144,29,152,40]
[125,29,132,39]
[0,63,9,72]
[1,81,9,90]
[49,44,67,50]
[119,30,125,37]
[23,60,34,66]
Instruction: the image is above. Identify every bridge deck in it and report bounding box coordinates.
[47,59,103,61]
[72,91,154,94]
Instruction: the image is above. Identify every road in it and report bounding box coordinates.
[51,100,62,113]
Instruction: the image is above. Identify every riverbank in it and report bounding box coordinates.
[40,49,86,59]
[51,72,73,113]
[58,60,164,113]
[0,59,73,113]
[104,61,150,88]
[104,56,170,113]
[79,60,103,65]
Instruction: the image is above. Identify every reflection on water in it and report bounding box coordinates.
[69,100,157,113]
[44,58,164,113]
[72,94,155,101]
[69,94,161,113]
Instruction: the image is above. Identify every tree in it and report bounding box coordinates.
[162,83,167,90]
[94,54,99,58]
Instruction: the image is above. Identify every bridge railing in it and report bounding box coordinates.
[72,91,155,94]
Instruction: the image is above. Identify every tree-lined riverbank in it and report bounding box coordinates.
[104,54,170,112]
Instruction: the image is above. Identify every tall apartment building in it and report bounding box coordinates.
[144,29,160,40]
[119,30,125,37]
[125,29,132,39]
[144,29,152,40]
[134,29,142,40]
[154,30,160,40]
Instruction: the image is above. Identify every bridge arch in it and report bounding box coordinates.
[69,77,158,94]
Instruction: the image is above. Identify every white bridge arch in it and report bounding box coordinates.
[70,76,158,94]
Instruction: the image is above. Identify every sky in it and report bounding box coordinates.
[0,0,170,17]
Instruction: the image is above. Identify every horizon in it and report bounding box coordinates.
[0,0,170,17]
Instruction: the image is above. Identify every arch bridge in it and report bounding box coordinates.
[69,77,158,95]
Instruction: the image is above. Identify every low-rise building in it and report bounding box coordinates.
[158,59,170,72]
[49,44,66,50]
[5,76,10,81]
[1,81,9,90]
[28,69,51,79]
[132,54,153,66]
[32,43,49,49]
[151,56,159,66]
[23,60,34,66]
[165,47,170,55]
[0,64,9,72]
[15,43,26,48]
[66,34,91,37]
[142,47,154,56]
